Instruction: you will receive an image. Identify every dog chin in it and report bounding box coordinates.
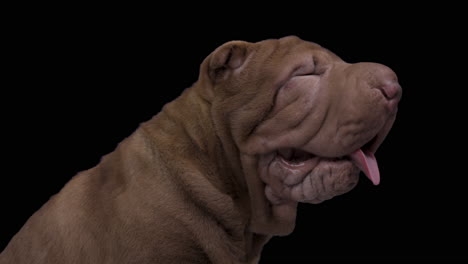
[259,148,360,204]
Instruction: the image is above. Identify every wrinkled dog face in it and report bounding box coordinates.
[206,36,401,206]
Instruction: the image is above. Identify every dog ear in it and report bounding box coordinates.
[208,41,249,82]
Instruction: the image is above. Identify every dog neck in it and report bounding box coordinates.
[140,83,274,258]
[149,83,249,198]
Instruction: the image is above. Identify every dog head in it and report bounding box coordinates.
[199,36,401,235]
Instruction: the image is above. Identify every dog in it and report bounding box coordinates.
[0,36,401,263]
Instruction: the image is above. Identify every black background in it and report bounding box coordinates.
[2,5,466,263]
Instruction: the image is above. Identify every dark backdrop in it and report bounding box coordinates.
[2,6,466,262]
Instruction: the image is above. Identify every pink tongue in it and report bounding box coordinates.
[350,149,380,185]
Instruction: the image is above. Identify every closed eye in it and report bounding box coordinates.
[292,62,316,77]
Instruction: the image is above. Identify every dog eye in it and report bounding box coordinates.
[293,64,316,76]
[293,59,320,76]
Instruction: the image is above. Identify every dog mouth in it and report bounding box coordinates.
[275,135,381,186]
[257,131,387,204]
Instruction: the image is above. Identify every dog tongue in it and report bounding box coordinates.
[350,149,380,185]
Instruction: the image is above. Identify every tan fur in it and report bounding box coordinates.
[1,36,401,263]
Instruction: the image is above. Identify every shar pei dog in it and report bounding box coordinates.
[1,36,401,263]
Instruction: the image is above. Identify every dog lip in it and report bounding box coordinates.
[274,130,384,172]
[276,148,349,168]
[270,148,356,189]
[361,135,379,154]
[276,148,315,167]
[365,126,390,154]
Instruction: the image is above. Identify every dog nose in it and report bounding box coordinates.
[362,63,402,101]
[377,78,401,101]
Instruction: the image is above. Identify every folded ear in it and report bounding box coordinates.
[208,41,249,82]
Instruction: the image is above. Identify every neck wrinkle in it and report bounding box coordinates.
[141,82,267,259]
[142,82,248,200]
